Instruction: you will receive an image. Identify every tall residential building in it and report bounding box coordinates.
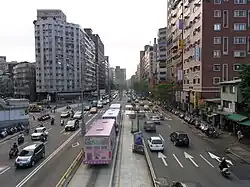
[109,67,115,87]
[115,66,126,89]
[13,62,36,101]
[157,27,167,83]
[34,9,96,101]
[104,56,109,89]
[168,0,250,110]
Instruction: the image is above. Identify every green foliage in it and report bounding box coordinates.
[239,64,250,112]
[132,80,149,94]
[154,82,174,101]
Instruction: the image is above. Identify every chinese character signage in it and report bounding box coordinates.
[178,19,183,30]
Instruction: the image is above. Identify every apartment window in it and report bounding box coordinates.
[223,37,228,54]
[197,78,200,84]
[213,77,221,85]
[213,50,221,58]
[230,86,236,93]
[234,37,246,44]
[234,10,247,17]
[214,0,221,4]
[234,0,247,4]
[222,86,226,92]
[234,23,246,31]
[223,10,229,28]
[233,77,239,80]
[248,11,250,27]
[222,64,228,81]
[214,37,221,44]
[247,37,250,54]
[234,50,246,57]
[193,79,196,84]
[223,100,230,108]
[233,64,241,71]
[214,24,221,31]
[214,10,221,17]
[213,64,221,71]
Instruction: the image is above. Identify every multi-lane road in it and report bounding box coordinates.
[0,103,112,187]
[142,109,250,187]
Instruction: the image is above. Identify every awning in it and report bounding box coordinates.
[239,120,250,127]
[225,114,248,122]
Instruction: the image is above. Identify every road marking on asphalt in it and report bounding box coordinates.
[0,166,10,175]
[72,142,79,148]
[208,152,233,166]
[184,152,199,167]
[63,132,70,135]
[60,129,65,133]
[200,154,214,168]
[47,128,52,131]
[19,142,28,148]
[167,124,171,128]
[16,114,97,187]
[158,152,168,166]
[159,134,164,142]
[173,154,183,168]
[88,114,91,117]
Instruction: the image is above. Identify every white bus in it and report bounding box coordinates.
[109,103,122,110]
[102,109,121,126]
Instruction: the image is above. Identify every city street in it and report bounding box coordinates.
[142,110,250,187]
[0,103,110,187]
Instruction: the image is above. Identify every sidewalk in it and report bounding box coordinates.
[113,114,152,187]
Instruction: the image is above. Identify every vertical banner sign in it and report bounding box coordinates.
[178,19,183,30]
[178,40,183,50]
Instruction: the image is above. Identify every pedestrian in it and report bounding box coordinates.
[33,116,35,120]
[237,130,243,141]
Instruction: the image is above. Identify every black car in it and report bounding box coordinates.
[84,105,91,111]
[170,131,189,146]
[15,143,45,168]
[37,114,51,121]
[144,121,156,132]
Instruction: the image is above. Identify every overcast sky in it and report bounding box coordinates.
[0,0,167,78]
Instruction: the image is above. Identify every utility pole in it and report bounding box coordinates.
[80,60,86,136]
[107,61,111,107]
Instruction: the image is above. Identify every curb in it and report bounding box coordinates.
[227,148,250,164]
[56,150,84,187]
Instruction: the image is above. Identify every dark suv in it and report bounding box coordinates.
[170,131,189,146]
[15,143,45,168]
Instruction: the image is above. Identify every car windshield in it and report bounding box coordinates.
[35,128,44,133]
[19,150,33,156]
[152,140,162,144]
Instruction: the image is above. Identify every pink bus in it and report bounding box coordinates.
[83,119,116,165]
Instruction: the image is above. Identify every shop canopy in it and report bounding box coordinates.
[239,120,250,127]
[225,114,248,122]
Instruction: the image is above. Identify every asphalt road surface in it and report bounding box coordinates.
[0,103,110,187]
[141,110,250,187]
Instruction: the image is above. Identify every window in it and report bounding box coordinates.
[223,37,228,54]
[234,10,247,17]
[193,79,196,84]
[233,77,239,80]
[234,37,246,44]
[248,11,250,27]
[213,77,221,84]
[234,50,246,57]
[223,100,230,108]
[213,64,221,71]
[222,86,226,92]
[214,10,221,17]
[234,0,247,4]
[247,37,250,54]
[213,50,221,58]
[230,86,236,93]
[234,23,246,31]
[233,64,241,71]
[223,10,229,28]
[197,78,200,84]
[214,0,221,4]
[214,24,221,31]
[214,37,221,44]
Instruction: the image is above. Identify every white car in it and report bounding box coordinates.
[65,120,79,131]
[97,102,103,108]
[31,127,48,141]
[148,136,164,152]
[150,116,161,124]
[73,111,82,119]
[60,112,70,118]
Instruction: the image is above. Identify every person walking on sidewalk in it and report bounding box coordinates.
[237,130,243,142]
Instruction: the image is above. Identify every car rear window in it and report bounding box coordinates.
[178,134,188,139]
[152,140,162,144]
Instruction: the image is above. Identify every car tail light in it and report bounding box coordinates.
[109,151,112,158]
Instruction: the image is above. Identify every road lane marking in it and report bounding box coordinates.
[47,128,52,131]
[72,142,79,148]
[0,166,10,175]
[16,114,97,187]
[159,134,164,142]
[63,132,70,135]
[167,124,171,128]
[184,152,199,167]
[88,114,91,117]
[173,154,183,168]
[19,142,28,148]
[200,154,214,168]
[60,129,65,133]
[158,152,168,166]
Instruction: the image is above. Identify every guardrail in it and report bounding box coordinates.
[142,139,159,187]
[56,150,83,187]
[108,113,123,187]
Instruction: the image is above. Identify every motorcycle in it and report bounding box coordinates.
[51,118,55,125]
[9,148,18,159]
[221,167,231,178]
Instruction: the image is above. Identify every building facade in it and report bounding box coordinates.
[115,66,126,89]
[13,62,36,101]
[34,9,96,101]
[157,27,167,83]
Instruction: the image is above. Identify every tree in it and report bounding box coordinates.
[239,64,250,112]
[154,82,174,101]
[132,80,149,95]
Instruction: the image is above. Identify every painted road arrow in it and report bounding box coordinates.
[184,152,199,167]
[72,142,79,148]
[208,152,233,165]
[158,152,168,166]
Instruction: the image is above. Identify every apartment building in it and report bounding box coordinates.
[34,9,96,101]
[157,27,167,83]
[168,0,250,110]
[115,66,126,89]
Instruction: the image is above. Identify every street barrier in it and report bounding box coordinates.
[56,150,83,187]
[143,139,159,187]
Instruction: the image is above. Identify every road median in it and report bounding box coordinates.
[56,150,83,187]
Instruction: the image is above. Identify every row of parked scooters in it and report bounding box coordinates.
[0,124,27,139]
[167,108,220,138]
